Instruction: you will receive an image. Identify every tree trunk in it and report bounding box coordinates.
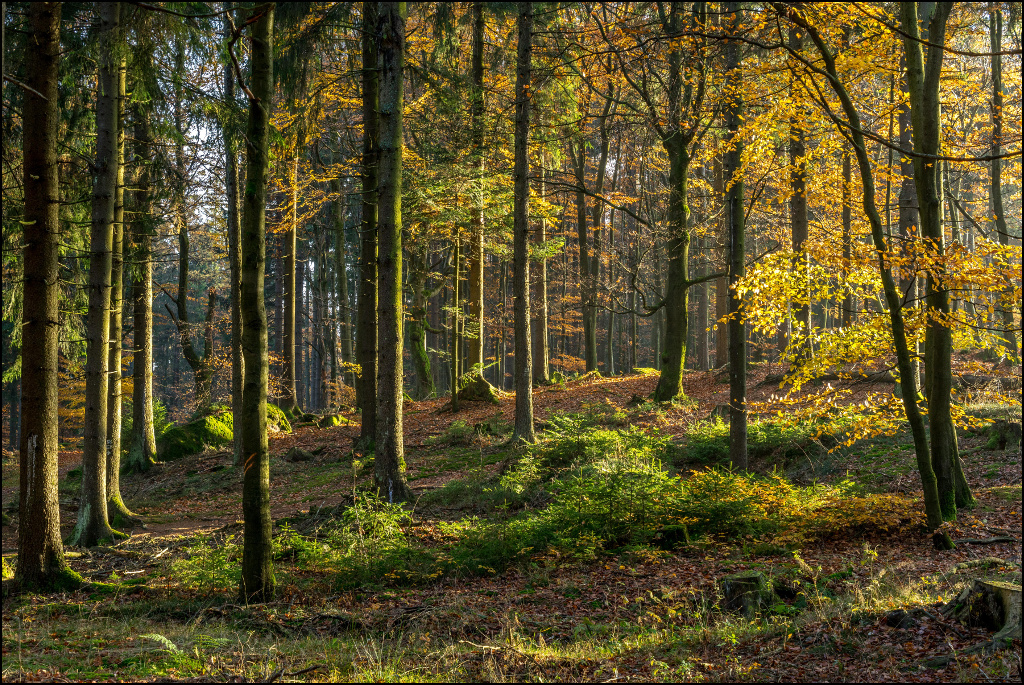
[407,246,435,400]
[901,2,973,518]
[842,148,855,327]
[989,3,1018,362]
[725,1,747,470]
[451,236,461,409]
[71,1,124,548]
[358,0,379,447]
[793,6,950,548]
[533,165,551,384]
[106,58,135,526]
[16,0,77,590]
[789,26,812,361]
[467,1,487,374]
[512,1,536,443]
[282,129,302,413]
[225,3,244,464]
[897,52,922,390]
[239,2,275,603]
[374,1,413,501]
[127,103,157,474]
[334,180,353,394]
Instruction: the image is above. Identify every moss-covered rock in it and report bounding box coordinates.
[267,403,292,434]
[317,414,347,428]
[158,414,233,461]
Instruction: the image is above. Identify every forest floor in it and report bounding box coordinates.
[1,363,1021,682]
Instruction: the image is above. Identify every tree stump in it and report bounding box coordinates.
[457,373,500,405]
[719,570,773,617]
[944,579,1022,645]
[284,447,314,463]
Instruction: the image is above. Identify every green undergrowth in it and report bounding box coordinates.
[164,410,925,594]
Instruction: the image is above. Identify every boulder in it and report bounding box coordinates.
[317,414,343,428]
[157,414,232,461]
[284,447,315,463]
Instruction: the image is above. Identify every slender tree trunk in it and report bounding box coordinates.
[989,3,1018,362]
[334,180,353,395]
[512,1,535,443]
[239,2,275,603]
[897,53,922,390]
[788,26,811,362]
[793,6,951,548]
[106,58,135,526]
[225,4,244,463]
[127,104,156,473]
[282,128,303,413]
[725,1,747,469]
[358,0,379,447]
[374,1,413,501]
[451,236,461,409]
[16,0,77,590]
[467,1,487,375]
[842,149,855,327]
[71,1,124,547]
[533,165,551,384]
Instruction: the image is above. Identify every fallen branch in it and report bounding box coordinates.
[953,537,1018,545]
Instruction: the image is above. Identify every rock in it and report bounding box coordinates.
[157,414,233,461]
[317,414,342,428]
[719,570,774,617]
[284,447,315,463]
[944,579,1022,645]
[266,403,292,434]
[986,419,1022,451]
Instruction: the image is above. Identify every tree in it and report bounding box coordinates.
[466,1,487,377]
[224,2,244,464]
[239,2,276,603]
[105,56,136,526]
[725,1,747,471]
[126,99,157,474]
[512,1,536,444]
[15,0,79,591]
[374,1,413,502]
[69,1,125,548]
[900,1,974,517]
[357,0,379,448]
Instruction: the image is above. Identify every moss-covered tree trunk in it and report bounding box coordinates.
[239,2,275,603]
[406,245,436,400]
[374,1,413,502]
[357,0,379,448]
[126,95,157,474]
[451,235,461,411]
[16,0,78,591]
[533,164,551,384]
[512,1,536,444]
[71,1,124,548]
[106,58,136,526]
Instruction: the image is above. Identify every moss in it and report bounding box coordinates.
[267,403,292,434]
[457,373,500,405]
[13,567,84,594]
[157,414,233,461]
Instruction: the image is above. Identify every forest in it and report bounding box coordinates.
[1,1,1021,682]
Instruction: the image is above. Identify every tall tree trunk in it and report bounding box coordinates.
[333,180,353,394]
[407,246,435,400]
[533,165,551,383]
[842,149,855,327]
[989,2,1018,362]
[572,142,597,372]
[897,53,921,390]
[127,103,156,473]
[358,0,379,447]
[282,127,303,413]
[225,3,244,463]
[106,58,135,526]
[467,1,487,376]
[71,1,124,547]
[374,1,413,501]
[791,6,951,548]
[512,1,535,443]
[16,0,77,590]
[788,26,811,362]
[239,2,275,603]
[901,2,972,518]
[725,1,747,469]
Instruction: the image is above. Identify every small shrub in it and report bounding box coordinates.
[171,534,240,594]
